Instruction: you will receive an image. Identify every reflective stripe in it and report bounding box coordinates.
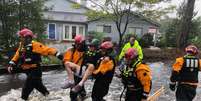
[191,59,194,67]
[185,59,199,68]
[180,82,198,86]
[194,59,198,68]
[56,52,61,57]
[9,61,15,65]
[186,59,190,67]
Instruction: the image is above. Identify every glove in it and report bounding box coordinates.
[169,82,176,91]
[7,66,13,73]
[142,92,149,99]
[55,52,63,60]
[7,61,16,73]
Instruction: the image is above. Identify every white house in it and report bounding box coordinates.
[43,0,160,52]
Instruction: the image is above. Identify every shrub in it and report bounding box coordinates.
[87,31,105,41]
[139,33,154,48]
[41,56,62,65]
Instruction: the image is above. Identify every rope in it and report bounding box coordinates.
[120,86,126,101]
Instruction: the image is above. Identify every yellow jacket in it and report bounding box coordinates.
[119,40,143,61]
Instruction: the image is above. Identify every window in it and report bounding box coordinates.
[96,25,103,32]
[96,25,111,33]
[135,28,142,37]
[79,26,84,35]
[48,23,56,39]
[103,26,111,33]
[63,24,85,40]
[64,25,70,39]
[128,27,142,37]
[72,26,77,39]
[128,27,135,34]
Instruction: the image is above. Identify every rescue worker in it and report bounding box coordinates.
[119,35,143,62]
[72,41,116,101]
[93,41,116,101]
[120,48,151,101]
[7,28,63,100]
[169,45,201,101]
[62,35,87,101]
[71,38,102,93]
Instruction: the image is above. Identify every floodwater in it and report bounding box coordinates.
[0,62,201,101]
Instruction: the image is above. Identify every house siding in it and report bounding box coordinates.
[88,18,159,42]
[45,21,87,40]
[44,0,87,13]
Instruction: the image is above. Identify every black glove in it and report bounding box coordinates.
[142,92,149,99]
[55,52,63,60]
[7,61,16,73]
[169,82,176,91]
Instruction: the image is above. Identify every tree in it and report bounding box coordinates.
[176,0,196,48]
[188,17,201,48]
[86,0,175,47]
[158,16,201,48]
[0,0,48,50]
[164,18,179,47]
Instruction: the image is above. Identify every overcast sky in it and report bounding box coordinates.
[166,0,201,17]
[80,0,201,18]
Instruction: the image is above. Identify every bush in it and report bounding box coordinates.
[157,34,167,47]
[41,56,62,65]
[87,31,105,41]
[139,33,154,48]
[190,35,201,49]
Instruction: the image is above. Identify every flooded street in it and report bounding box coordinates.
[1,62,201,101]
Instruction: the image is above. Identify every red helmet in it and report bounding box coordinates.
[74,35,84,44]
[100,41,113,49]
[125,48,138,60]
[185,45,198,55]
[18,28,34,37]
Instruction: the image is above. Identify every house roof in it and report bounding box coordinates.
[67,0,91,10]
[87,11,160,27]
[132,12,160,27]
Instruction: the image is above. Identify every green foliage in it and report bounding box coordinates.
[190,35,201,49]
[157,34,166,47]
[188,17,201,48]
[0,0,47,50]
[159,16,201,48]
[85,10,114,21]
[142,5,176,21]
[139,33,154,48]
[87,0,175,47]
[87,31,105,41]
[71,3,81,9]
[41,56,62,65]
[159,18,179,47]
[165,19,179,47]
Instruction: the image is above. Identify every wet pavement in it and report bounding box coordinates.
[0,62,201,101]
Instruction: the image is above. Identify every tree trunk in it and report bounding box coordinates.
[177,0,195,48]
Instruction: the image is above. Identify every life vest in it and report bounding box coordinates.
[19,44,41,69]
[63,47,84,66]
[93,56,116,78]
[178,57,199,83]
[121,61,143,91]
